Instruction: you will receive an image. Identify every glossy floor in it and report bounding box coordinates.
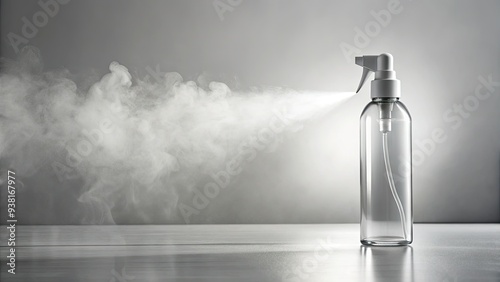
[1,224,499,281]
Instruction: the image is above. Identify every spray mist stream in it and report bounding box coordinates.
[0,49,355,224]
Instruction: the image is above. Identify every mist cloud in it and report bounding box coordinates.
[0,48,352,224]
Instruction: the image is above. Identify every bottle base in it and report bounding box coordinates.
[361,236,412,246]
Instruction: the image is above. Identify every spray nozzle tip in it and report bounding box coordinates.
[355,56,364,66]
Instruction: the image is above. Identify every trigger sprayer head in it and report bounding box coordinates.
[355,53,401,99]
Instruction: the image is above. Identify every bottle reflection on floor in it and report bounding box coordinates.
[361,245,414,282]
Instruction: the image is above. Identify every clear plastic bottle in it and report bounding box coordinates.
[355,53,412,246]
[360,98,412,245]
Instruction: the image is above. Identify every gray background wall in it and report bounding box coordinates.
[1,0,499,224]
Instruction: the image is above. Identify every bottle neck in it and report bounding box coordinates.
[373,97,399,103]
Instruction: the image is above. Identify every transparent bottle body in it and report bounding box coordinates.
[360,98,413,246]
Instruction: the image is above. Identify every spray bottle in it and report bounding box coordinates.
[356,53,412,246]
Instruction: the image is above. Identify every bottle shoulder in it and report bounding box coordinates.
[360,100,411,121]
[395,101,412,120]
